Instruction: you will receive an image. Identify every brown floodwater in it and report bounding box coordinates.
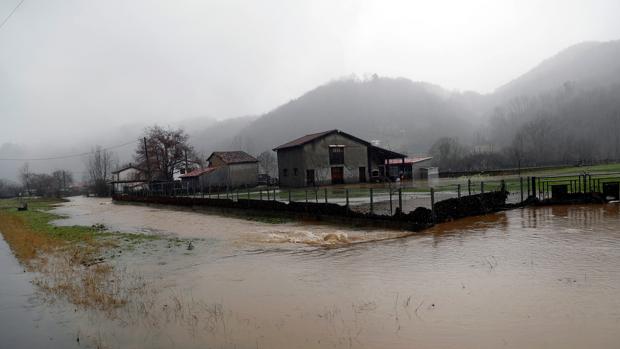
[2,197,620,348]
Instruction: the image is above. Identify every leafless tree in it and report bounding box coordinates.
[87,146,116,196]
[52,170,73,195]
[0,179,21,198]
[135,125,198,181]
[257,150,277,177]
[19,163,31,195]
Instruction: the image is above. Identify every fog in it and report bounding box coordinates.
[1,0,620,180]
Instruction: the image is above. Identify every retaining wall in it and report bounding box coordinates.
[113,190,510,231]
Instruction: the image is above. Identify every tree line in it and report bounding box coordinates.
[429,83,620,172]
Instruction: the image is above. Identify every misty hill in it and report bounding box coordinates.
[495,40,620,100]
[218,77,484,156]
[200,40,620,159]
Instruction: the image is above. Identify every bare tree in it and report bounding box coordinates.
[135,125,198,181]
[87,146,116,196]
[509,130,527,174]
[257,150,277,177]
[0,179,21,198]
[52,170,73,196]
[19,163,31,195]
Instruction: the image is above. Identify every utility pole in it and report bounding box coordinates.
[184,149,189,173]
[144,137,151,181]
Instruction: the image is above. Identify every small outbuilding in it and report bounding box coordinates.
[110,163,147,194]
[385,156,435,180]
[180,151,259,190]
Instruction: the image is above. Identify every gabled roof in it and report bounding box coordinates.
[386,156,433,165]
[207,151,258,165]
[112,164,144,174]
[179,167,216,178]
[273,129,371,151]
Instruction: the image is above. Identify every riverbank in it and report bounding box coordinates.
[0,198,162,312]
[2,197,620,348]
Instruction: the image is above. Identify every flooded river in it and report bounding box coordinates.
[2,196,620,348]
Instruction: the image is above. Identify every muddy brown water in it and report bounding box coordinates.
[1,196,620,348]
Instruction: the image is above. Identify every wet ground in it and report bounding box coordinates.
[2,197,620,348]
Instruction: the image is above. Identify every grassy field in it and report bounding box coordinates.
[0,197,161,312]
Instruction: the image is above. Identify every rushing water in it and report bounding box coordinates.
[2,197,620,348]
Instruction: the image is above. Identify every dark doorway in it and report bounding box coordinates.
[306,169,315,186]
[359,167,366,182]
[331,167,344,185]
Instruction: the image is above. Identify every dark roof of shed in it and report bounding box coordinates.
[179,167,216,178]
[207,151,258,164]
[111,164,144,174]
[273,129,371,151]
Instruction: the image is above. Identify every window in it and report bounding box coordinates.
[283,168,288,177]
[306,169,315,186]
[329,146,344,165]
[293,168,298,176]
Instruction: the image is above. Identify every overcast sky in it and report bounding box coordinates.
[1,0,620,145]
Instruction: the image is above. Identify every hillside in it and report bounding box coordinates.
[495,40,620,100]
[218,77,484,156]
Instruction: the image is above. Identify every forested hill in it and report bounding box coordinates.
[206,77,485,155]
[194,40,620,171]
[494,40,620,101]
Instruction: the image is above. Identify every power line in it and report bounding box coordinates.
[0,0,25,31]
[0,139,138,161]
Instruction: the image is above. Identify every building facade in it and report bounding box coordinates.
[181,151,259,190]
[274,130,406,187]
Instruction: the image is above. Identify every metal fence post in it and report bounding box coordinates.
[305,189,308,203]
[481,181,484,194]
[468,179,471,195]
[398,188,402,212]
[324,188,328,204]
[457,184,461,198]
[431,187,435,223]
[520,177,524,203]
[345,189,349,208]
[389,189,393,216]
[370,188,374,215]
[288,189,292,203]
[315,188,318,203]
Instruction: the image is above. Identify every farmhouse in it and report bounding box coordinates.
[273,129,407,187]
[180,151,258,190]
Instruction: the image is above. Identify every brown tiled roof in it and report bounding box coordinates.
[273,129,372,151]
[179,167,216,178]
[207,151,258,164]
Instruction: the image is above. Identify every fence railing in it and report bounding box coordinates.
[114,178,518,217]
[113,171,620,216]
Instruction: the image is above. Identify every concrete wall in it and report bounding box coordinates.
[277,147,305,187]
[277,133,369,187]
[198,163,258,189]
[229,163,259,188]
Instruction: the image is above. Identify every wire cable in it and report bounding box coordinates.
[0,139,138,161]
[0,0,25,31]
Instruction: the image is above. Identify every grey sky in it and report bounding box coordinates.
[1,0,619,145]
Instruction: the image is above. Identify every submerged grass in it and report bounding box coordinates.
[0,197,159,313]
